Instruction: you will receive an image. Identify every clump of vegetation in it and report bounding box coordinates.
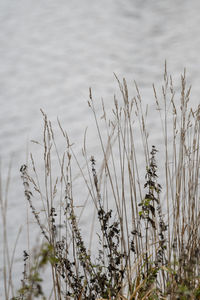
[1,65,200,299]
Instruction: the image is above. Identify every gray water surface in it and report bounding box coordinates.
[0,0,200,295]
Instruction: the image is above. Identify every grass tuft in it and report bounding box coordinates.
[1,66,200,299]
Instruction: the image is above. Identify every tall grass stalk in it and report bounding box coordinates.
[0,162,22,299]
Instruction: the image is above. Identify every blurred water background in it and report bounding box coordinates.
[0,0,200,296]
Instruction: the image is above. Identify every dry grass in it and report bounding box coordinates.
[1,65,200,299]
